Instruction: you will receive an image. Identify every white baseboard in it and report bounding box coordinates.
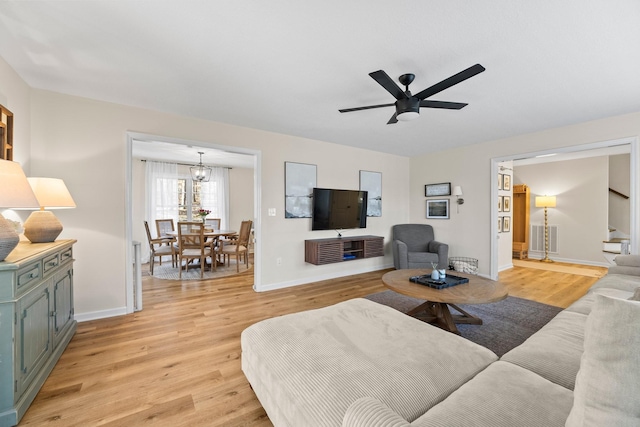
[255,262,395,292]
[75,306,128,322]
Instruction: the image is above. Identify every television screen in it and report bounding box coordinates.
[312,188,367,231]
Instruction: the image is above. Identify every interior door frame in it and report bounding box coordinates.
[124,132,261,313]
[489,136,639,281]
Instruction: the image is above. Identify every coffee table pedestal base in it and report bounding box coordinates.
[407,301,482,334]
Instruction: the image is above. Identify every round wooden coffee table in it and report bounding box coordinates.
[381,269,508,334]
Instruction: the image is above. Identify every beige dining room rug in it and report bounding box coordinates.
[144,257,253,280]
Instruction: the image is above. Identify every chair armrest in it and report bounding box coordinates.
[428,240,449,270]
[392,240,409,269]
[342,397,411,427]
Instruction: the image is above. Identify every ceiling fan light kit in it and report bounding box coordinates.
[340,64,485,124]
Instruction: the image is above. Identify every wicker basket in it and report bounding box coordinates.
[448,257,478,275]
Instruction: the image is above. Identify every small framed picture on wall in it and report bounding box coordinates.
[503,174,511,191]
[503,196,511,212]
[426,199,450,219]
[498,174,503,190]
[502,216,511,232]
[498,196,503,212]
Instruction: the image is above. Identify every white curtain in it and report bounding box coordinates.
[145,161,179,237]
[201,167,230,229]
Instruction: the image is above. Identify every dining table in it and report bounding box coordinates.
[166,229,237,269]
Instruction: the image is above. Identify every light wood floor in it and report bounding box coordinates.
[19,261,607,426]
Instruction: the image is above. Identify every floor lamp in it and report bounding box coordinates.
[535,195,556,263]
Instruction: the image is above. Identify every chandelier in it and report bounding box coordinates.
[190,152,212,182]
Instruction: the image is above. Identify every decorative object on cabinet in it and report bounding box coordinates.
[426,199,449,219]
[359,170,382,217]
[0,239,77,426]
[0,104,13,161]
[425,182,451,197]
[512,184,530,259]
[452,186,464,213]
[305,235,383,265]
[535,195,557,263]
[22,178,76,243]
[284,161,316,218]
[0,159,39,261]
[190,151,212,182]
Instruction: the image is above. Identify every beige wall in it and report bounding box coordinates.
[24,89,408,319]
[2,53,639,320]
[229,167,254,229]
[514,157,609,264]
[410,113,640,275]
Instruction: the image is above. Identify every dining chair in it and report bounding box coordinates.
[204,218,221,230]
[144,221,176,275]
[156,218,176,240]
[219,220,253,272]
[176,221,216,278]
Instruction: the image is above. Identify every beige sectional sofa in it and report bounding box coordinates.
[241,255,640,427]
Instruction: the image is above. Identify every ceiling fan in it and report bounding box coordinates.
[339,63,485,124]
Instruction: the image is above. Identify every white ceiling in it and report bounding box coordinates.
[1,1,639,160]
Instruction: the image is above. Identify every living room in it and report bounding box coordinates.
[0,2,639,424]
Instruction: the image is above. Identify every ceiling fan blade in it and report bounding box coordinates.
[414,64,485,100]
[369,70,408,100]
[387,112,398,124]
[339,103,395,113]
[419,100,468,110]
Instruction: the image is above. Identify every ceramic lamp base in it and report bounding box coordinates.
[0,216,20,261]
[23,210,63,243]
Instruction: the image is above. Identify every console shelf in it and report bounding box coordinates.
[305,235,384,265]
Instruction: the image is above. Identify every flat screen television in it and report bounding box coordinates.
[312,188,368,231]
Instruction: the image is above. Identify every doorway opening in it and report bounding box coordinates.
[489,136,638,280]
[125,132,261,313]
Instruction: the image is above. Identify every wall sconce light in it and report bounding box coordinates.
[453,186,464,213]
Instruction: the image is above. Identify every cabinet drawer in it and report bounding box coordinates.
[43,253,60,274]
[17,262,42,291]
[60,247,73,264]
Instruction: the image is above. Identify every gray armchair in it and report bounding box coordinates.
[392,224,449,270]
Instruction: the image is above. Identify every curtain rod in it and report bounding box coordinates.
[139,159,232,169]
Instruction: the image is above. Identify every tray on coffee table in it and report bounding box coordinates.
[409,273,469,289]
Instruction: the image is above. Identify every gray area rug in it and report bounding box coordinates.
[364,290,562,357]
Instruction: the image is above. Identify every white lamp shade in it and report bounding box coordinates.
[452,186,463,196]
[535,195,556,208]
[27,177,76,209]
[0,160,39,208]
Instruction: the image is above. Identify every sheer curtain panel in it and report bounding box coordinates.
[145,161,179,261]
[201,167,230,229]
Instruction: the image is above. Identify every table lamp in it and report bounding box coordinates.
[23,177,76,243]
[0,159,40,261]
[535,195,556,263]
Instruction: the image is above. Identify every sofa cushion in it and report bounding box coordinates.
[241,298,497,427]
[407,251,439,265]
[590,273,640,292]
[613,254,640,267]
[565,295,640,427]
[411,361,574,427]
[564,287,633,315]
[630,287,640,301]
[342,397,410,427]
[500,310,586,390]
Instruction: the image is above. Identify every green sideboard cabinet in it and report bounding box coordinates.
[0,240,77,427]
